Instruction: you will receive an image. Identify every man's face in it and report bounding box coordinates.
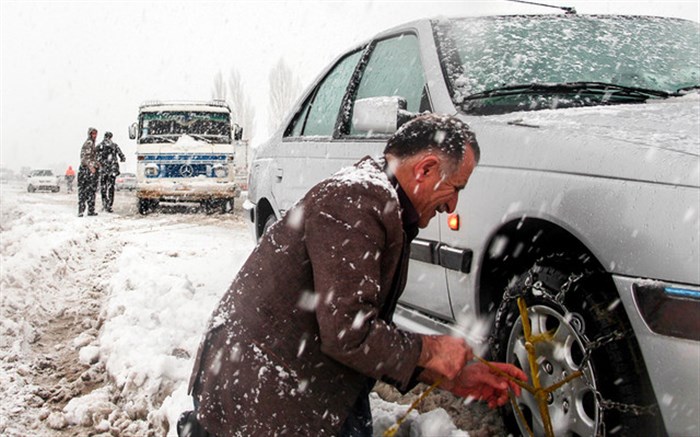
[409,147,477,228]
[91,131,97,140]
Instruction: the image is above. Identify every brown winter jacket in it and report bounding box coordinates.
[189,156,423,436]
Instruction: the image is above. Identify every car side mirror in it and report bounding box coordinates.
[233,124,243,141]
[351,96,415,134]
[128,122,137,140]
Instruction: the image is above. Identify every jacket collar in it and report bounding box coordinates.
[395,182,419,242]
[378,156,419,241]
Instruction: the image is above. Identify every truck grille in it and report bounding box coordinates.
[161,163,209,178]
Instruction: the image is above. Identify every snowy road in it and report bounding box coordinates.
[0,181,500,436]
[1,182,257,436]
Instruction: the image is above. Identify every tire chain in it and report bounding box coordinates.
[579,331,659,417]
[492,256,659,435]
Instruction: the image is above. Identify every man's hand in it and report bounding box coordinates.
[417,335,473,380]
[448,362,528,408]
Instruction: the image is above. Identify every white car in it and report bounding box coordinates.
[246,13,699,437]
[115,172,137,191]
[27,169,60,193]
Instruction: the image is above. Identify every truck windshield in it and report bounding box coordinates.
[434,15,700,115]
[138,111,232,144]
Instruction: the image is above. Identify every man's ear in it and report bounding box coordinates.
[414,155,440,182]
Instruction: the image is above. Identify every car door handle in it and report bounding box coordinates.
[275,168,283,182]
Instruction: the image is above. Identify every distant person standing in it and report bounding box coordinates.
[96,131,125,213]
[65,165,76,193]
[78,127,100,217]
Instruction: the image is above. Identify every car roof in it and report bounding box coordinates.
[371,13,695,40]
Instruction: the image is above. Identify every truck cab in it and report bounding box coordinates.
[129,100,243,214]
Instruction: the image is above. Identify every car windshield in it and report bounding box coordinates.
[32,170,53,176]
[138,111,232,144]
[433,15,700,115]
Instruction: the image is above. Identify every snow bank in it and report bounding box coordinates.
[97,217,254,433]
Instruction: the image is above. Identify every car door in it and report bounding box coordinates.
[337,32,454,321]
[271,49,365,214]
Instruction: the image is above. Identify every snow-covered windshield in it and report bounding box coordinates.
[138,111,232,144]
[434,15,700,115]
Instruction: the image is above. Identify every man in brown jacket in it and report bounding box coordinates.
[185,114,525,436]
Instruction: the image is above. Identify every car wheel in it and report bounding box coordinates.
[261,214,277,238]
[490,254,662,436]
[28,185,35,193]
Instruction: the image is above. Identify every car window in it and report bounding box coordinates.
[348,33,429,136]
[287,50,363,138]
[289,101,311,137]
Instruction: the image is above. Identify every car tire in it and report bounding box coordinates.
[490,254,662,436]
[28,185,35,193]
[261,214,277,238]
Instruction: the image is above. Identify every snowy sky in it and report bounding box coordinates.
[1,0,698,174]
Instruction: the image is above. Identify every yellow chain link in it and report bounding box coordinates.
[382,297,584,437]
[382,378,443,437]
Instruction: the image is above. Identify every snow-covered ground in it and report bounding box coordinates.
[0,181,484,436]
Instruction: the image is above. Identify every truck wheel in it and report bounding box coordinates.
[138,199,152,215]
[490,254,662,436]
[202,200,216,215]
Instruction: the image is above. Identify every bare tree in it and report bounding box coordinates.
[227,69,256,141]
[212,70,227,101]
[268,58,303,133]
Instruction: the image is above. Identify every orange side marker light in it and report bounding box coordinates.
[448,213,460,231]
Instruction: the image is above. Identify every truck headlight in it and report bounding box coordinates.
[213,165,228,178]
[145,164,159,178]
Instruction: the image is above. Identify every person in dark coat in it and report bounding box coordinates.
[78,127,99,217]
[184,114,525,437]
[96,131,126,213]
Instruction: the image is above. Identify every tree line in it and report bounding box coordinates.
[211,58,303,142]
